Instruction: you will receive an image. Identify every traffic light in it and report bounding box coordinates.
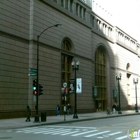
[39,84,43,95]
[33,79,37,96]
[33,79,37,87]
[33,90,38,96]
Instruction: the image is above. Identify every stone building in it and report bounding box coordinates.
[0,0,140,118]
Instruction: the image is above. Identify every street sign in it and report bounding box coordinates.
[29,68,37,73]
[28,73,37,76]
[28,68,37,77]
[63,82,67,88]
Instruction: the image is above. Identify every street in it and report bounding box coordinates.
[0,115,140,140]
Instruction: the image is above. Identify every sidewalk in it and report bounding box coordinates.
[0,110,139,130]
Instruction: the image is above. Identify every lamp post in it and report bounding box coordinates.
[116,73,122,114]
[34,23,61,122]
[133,78,139,113]
[71,61,80,119]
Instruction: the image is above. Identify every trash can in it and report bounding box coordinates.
[41,112,46,122]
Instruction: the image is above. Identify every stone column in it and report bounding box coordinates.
[94,17,97,29]
[57,0,61,6]
[68,0,70,11]
[73,0,77,15]
[81,7,84,19]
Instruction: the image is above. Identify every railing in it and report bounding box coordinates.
[50,0,139,53]
[115,28,137,50]
[90,14,114,41]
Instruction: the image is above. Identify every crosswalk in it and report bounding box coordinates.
[14,125,140,140]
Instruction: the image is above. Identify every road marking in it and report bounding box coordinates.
[61,131,79,135]
[17,128,66,135]
[52,129,72,135]
[17,127,39,130]
[16,127,49,132]
[115,135,127,139]
[43,128,67,134]
[45,125,96,129]
[33,128,62,134]
[108,132,122,136]
[71,130,98,136]
[84,131,110,137]
[15,125,128,140]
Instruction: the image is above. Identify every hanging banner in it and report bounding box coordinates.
[93,86,97,97]
[69,79,74,93]
[76,78,82,93]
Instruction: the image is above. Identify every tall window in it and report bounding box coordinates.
[61,39,73,109]
[95,47,107,111]
[61,54,72,85]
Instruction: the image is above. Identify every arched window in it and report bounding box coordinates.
[126,63,130,71]
[61,38,73,110]
[95,47,107,111]
[62,39,71,51]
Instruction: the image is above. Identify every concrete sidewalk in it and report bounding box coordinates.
[0,110,139,130]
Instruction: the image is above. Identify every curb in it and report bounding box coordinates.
[0,112,139,130]
[29,112,140,127]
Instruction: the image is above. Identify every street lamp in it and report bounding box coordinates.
[71,61,80,119]
[133,78,139,113]
[116,73,122,114]
[34,23,61,122]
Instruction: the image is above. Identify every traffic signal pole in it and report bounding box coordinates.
[34,24,61,123]
[34,35,40,122]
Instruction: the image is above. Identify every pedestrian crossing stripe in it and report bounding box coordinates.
[15,126,128,139]
[115,135,128,139]
[108,132,122,136]
[44,125,96,129]
[71,130,98,136]
[84,130,110,137]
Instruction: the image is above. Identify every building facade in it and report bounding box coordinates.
[0,0,140,118]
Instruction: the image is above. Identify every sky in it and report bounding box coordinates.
[92,0,140,41]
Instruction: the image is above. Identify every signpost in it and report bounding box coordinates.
[28,68,37,77]
[62,82,67,121]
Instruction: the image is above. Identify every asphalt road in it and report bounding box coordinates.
[0,115,140,140]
